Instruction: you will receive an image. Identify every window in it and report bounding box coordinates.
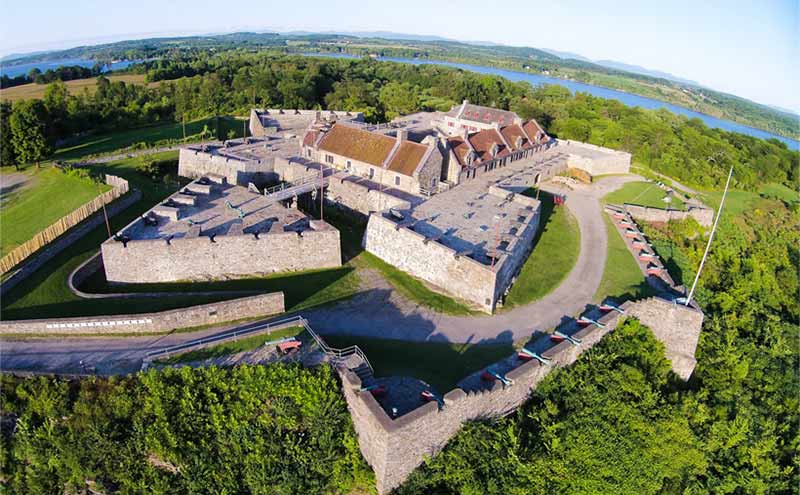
[395,176,400,186]
[346,160,352,170]
[369,168,374,179]
[325,154,334,164]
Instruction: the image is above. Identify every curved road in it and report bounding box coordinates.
[0,176,640,375]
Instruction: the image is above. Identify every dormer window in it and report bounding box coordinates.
[490,143,499,158]
[515,136,524,149]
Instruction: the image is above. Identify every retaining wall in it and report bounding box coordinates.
[0,292,285,335]
[624,203,714,227]
[102,221,341,283]
[342,297,703,493]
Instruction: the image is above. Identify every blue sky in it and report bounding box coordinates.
[1,0,797,112]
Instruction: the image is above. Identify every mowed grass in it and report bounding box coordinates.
[593,214,654,302]
[53,116,249,161]
[0,167,111,256]
[157,326,305,365]
[504,191,580,308]
[323,335,513,393]
[0,74,156,102]
[604,181,687,210]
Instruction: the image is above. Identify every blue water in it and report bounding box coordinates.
[1,58,144,78]
[304,53,798,149]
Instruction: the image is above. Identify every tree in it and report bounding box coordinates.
[9,100,51,167]
[0,101,18,169]
[379,82,419,120]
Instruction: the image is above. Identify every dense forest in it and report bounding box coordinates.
[2,52,797,193]
[0,365,373,494]
[3,32,796,138]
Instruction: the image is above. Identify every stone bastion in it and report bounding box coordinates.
[340,296,704,494]
[101,176,341,284]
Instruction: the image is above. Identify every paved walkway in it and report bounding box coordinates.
[0,175,641,374]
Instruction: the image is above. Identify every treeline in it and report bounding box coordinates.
[0,64,102,89]
[398,195,799,494]
[2,52,797,191]
[0,364,374,494]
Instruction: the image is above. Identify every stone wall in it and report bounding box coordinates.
[363,214,497,311]
[102,221,341,284]
[624,203,714,227]
[178,148,276,186]
[561,140,632,175]
[341,297,703,493]
[626,297,703,379]
[363,190,540,313]
[274,158,412,217]
[0,292,285,335]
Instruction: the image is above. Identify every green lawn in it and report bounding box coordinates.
[323,335,513,393]
[0,167,111,256]
[504,191,580,308]
[593,215,654,302]
[52,116,248,161]
[157,326,305,364]
[604,181,687,210]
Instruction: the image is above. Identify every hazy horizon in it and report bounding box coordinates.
[1,0,797,113]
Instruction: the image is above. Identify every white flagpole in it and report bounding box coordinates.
[685,165,733,306]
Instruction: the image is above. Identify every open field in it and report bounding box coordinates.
[52,116,248,161]
[593,214,654,302]
[603,181,687,209]
[323,335,513,393]
[0,74,157,102]
[0,167,111,256]
[157,326,305,364]
[504,190,580,309]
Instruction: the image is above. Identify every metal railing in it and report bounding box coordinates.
[142,315,373,375]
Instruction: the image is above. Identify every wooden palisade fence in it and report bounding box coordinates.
[0,175,129,274]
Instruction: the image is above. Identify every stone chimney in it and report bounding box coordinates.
[396,129,408,143]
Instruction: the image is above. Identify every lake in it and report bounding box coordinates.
[1,58,144,78]
[304,53,799,149]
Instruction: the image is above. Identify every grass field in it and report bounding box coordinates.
[323,335,513,393]
[0,167,111,256]
[604,181,687,210]
[593,215,654,302]
[0,74,157,102]
[157,326,305,365]
[504,191,580,308]
[52,116,248,161]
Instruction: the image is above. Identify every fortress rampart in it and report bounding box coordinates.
[623,203,714,227]
[340,296,704,494]
[178,147,276,186]
[363,186,540,313]
[559,140,632,175]
[102,221,340,283]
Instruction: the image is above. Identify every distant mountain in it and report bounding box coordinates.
[540,48,592,62]
[594,60,699,86]
[1,50,53,63]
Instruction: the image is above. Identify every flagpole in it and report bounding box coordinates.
[685,165,733,306]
